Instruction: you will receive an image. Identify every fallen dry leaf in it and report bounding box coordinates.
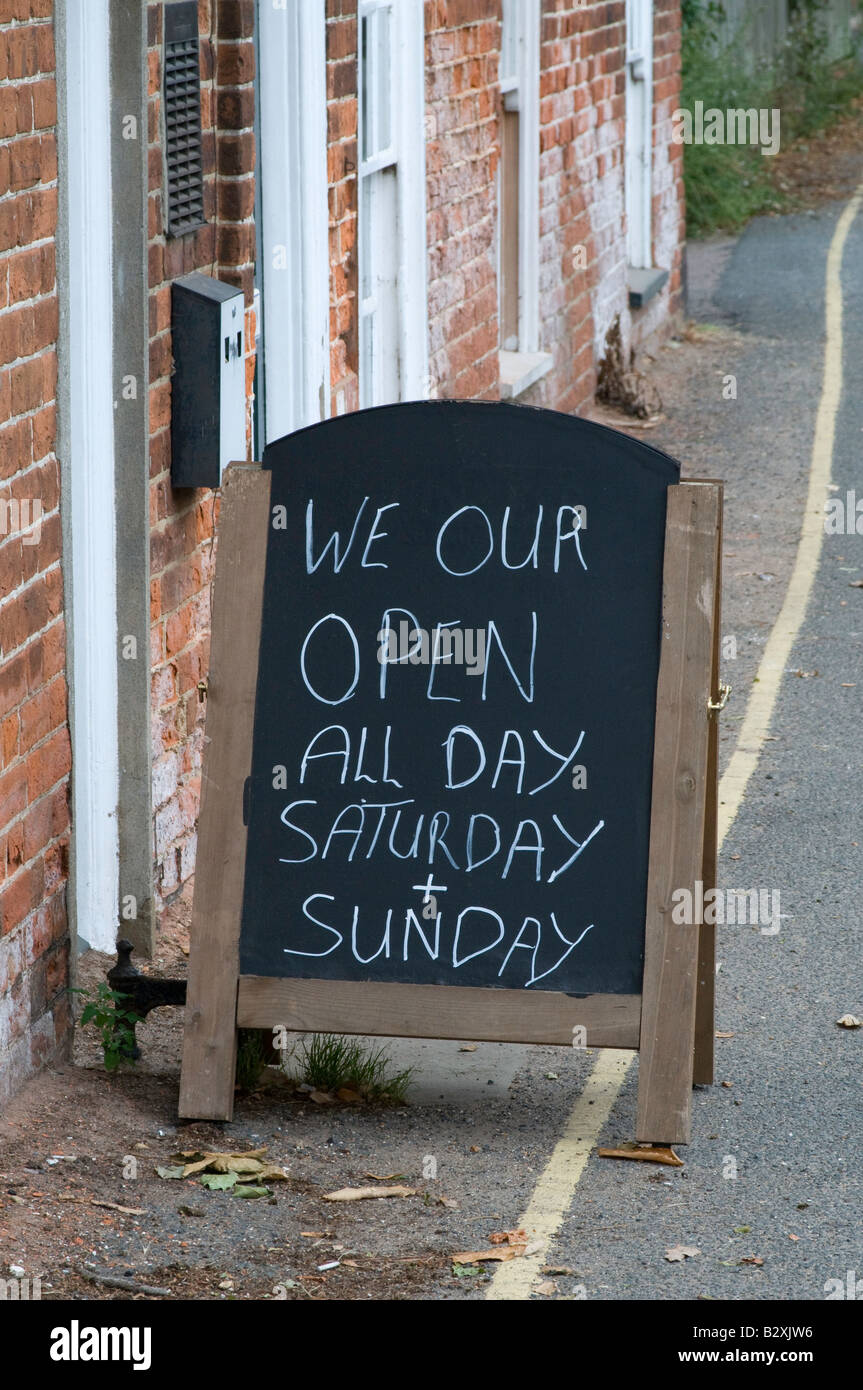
[309,1090,336,1105]
[599,1142,684,1167]
[336,1088,363,1103]
[788,1234,800,1242]
[721,1080,734,1089]
[253,1165,292,1182]
[452,1229,532,1263]
[364,1172,407,1183]
[715,1031,735,1039]
[542,1265,574,1276]
[459,1044,477,1052]
[91,1200,145,1216]
[665,1245,701,1262]
[739,1256,764,1266]
[323,1185,416,1202]
[489,1228,528,1246]
[836,1014,862,1029]
[848,580,863,588]
[173,1148,288,1181]
[535,1280,557,1296]
[451,1245,525,1264]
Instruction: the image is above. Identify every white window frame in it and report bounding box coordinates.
[499,0,540,355]
[61,0,119,952]
[358,0,428,408]
[257,0,330,442]
[625,0,654,270]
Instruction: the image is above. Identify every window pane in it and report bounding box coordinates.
[361,4,393,162]
[361,13,371,161]
[360,177,373,302]
[376,6,392,154]
[501,0,518,87]
[500,108,520,349]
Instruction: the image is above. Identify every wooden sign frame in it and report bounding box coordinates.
[179,463,722,1144]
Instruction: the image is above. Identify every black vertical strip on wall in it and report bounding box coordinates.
[164,0,205,237]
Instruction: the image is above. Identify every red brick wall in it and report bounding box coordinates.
[0,0,70,1103]
[326,0,359,415]
[532,0,615,412]
[425,0,501,401]
[147,0,256,906]
[0,0,685,1103]
[423,1,683,413]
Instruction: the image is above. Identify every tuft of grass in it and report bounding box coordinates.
[297,1033,414,1104]
[235,1028,269,1092]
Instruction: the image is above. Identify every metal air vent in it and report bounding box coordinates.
[164,1,205,238]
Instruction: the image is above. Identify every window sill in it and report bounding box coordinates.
[499,349,554,400]
[628,266,669,310]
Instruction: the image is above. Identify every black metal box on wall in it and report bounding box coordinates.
[170,272,246,489]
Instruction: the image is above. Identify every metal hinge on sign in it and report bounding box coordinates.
[708,683,732,713]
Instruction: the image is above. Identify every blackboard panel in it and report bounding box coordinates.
[240,401,679,995]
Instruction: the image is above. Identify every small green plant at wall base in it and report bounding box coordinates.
[72,982,138,1071]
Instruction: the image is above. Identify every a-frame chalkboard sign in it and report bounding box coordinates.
[179,402,723,1143]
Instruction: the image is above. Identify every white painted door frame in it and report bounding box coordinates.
[499,0,540,354]
[625,0,654,270]
[358,0,428,407]
[60,0,119,952]
[257,0,330,443]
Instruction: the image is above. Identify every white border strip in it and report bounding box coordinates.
[259,0,330,441]
[63,0,119,950]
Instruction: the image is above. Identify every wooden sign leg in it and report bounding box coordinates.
[636,482,721,1144]
[693,483,723,1085]
[179,464,271,1122]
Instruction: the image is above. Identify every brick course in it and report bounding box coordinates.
[0,0,68,1104]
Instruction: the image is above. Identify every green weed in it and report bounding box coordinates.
[297,1033,414,1103]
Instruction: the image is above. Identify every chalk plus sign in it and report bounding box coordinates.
[412,875,448,904]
